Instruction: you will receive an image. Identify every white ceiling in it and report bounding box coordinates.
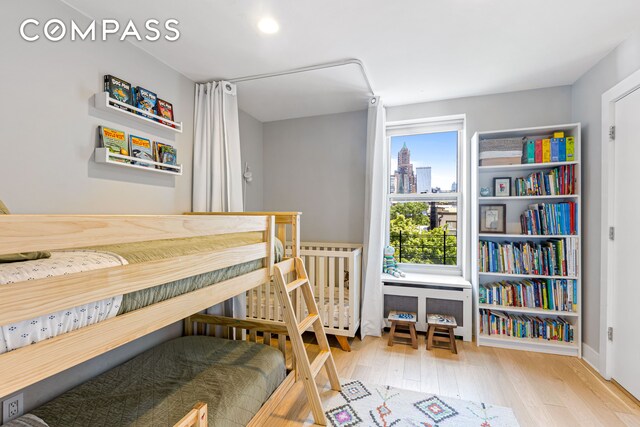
[64,0,640,122]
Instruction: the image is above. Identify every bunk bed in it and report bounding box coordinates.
[0,212,302,426]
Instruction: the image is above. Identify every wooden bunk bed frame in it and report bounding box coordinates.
[0,212,304,426]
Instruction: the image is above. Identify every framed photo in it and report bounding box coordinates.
[479,204,506,234]
[493,177,511,197]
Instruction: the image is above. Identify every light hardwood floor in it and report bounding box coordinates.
[264,333,640,426]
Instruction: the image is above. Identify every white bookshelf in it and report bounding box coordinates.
[94,147,182,176]
[94,92,183,133]
[471,123,582,357]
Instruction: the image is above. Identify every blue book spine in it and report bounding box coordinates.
[551,138,560,162]
[558,138,566,162]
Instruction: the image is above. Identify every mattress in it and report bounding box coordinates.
[0,251,127,354]
[30,336,286,427]
[0,233,283,354]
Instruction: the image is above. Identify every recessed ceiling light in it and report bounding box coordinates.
[258,17,279,34]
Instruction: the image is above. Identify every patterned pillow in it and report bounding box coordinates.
[0,200,51,263]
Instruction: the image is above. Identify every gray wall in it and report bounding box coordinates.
[263,110,368,243]
[0,0,195,215]
[571,28,640,355]
[386,86,572,135]
[239,110,264,211]
[0,0,193,411]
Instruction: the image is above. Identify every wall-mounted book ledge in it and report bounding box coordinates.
[94,147,182,176]
[95,92,183,133]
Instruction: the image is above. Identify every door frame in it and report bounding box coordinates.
[600,67,640,380]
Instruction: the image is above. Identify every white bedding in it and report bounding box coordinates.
[0,251,127,354]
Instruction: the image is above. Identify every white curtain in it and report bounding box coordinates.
[360,97,387,339]
[193,81,245,318]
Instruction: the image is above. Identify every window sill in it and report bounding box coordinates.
[381,272,471,289]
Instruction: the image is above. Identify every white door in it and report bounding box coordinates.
[611,88,640,399]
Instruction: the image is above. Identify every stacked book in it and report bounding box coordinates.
[479,137,524,166]
[521,132,575,164]
[480,309,574,342]
[478,237,579,277]
[479,279,578,312]
[520,202,578,235]
[514,164,576,196]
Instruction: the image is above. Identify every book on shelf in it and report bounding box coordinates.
[566,137,575,161]
[479,279,577,312]
[520,202,577,235]
[129,135,154,167]
[103,75,134,112]
[154,141,177,170]
[516,131,576,165]
[514,164,576,196]
[480,309,574,343]
[478,237,579,277]
[542,138,551,163]
[98,126,129,163]
[157,99,175,127]
[135,86,158,117]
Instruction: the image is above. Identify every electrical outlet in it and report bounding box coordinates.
[2,393,23,424]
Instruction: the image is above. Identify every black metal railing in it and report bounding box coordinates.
[389,230,457,265]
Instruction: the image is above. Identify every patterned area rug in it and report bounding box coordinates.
[321,380,519,427]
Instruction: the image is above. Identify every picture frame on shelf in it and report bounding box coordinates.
[479,204,506,234]
[493,177,511,197]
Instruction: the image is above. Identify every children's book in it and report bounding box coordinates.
[154,142,177,170]
[550,138,560,162]
[129,134,154,167]
[135,86,157,117]
[160,144,177,167]
[157,98,175,127]
[558,137,567,162]
[566,136,575,161]
[534,139,542,163]
[99,126,129,163]
[104,75,133,111]
[542,138,551,163]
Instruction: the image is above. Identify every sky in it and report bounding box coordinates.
[390,130,458,191]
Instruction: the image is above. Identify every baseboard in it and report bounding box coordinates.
[582,343,600,373]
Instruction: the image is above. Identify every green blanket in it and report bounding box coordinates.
[83,232,283,314]
[32,336,286,426]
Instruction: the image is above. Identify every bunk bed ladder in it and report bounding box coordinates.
[273,257,341,426]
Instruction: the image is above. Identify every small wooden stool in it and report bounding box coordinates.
[387,311,418,349]
[426,314,458,354]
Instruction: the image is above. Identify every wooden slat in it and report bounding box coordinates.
[0,214,268,255]
[338,257,345,330]
[318,257,325,323]
[328,257,335,329]
[188,211,301,225]
[276,258,296,275]
[286,278,308,293]
[174,402,208,427]
[310,350,331,378]
[298,314,319,333]
[0,242,267,326]
[264,332,272,346]
[0,268,269,398]
[188,314,287,332]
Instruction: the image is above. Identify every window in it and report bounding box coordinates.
[386,117,465,274]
